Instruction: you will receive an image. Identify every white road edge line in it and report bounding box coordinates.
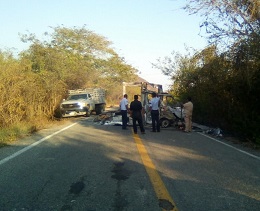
[198,132,260,160]
[0,122,78,166]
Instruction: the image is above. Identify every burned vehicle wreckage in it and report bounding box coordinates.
[94,82,185,128]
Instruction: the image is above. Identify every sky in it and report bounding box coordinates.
[0,0,207,91]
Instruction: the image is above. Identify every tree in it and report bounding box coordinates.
[152,1,260,143]
[184,0,260,46]
[20,26,137,102]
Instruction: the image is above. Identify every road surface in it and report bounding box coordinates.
[0,116,259,211]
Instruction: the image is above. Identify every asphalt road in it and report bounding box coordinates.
[0,116,259,211]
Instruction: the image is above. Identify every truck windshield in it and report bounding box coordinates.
[67,94,88,100]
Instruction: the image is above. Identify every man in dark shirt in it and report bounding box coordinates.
[130,95,145,134]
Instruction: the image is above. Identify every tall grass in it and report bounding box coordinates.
[0,122,36,147]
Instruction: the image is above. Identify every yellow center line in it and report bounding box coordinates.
[133,133,178,211]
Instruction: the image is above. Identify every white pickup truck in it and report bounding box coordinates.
[60,88,106,117]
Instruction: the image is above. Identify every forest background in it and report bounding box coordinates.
[0,0,259,147]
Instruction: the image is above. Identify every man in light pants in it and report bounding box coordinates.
[183,97,193,132]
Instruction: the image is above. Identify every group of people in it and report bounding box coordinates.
[119,93,193,134]
[119,94,146,134]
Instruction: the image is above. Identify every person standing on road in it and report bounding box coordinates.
[149,92,160,132]
[130,95,145,134]
[120,94,129,130]
[182,97,193,132]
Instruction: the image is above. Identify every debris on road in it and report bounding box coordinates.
[205,128,223,137]
[93,111,128,126]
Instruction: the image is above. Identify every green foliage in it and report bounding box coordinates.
[0,25,138,144]
[152,0,260,144]
[20,25,137,97]
[154,39,260,143]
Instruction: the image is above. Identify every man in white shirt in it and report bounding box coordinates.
[120,94,129,129]
[149,92,160,132]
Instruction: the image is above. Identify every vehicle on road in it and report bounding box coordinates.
[158,93,184,128]
[60,88,106,117]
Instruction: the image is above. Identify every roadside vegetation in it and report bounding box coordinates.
[0,26,137,146]
[154,0,260,146]
[1,1,259,148]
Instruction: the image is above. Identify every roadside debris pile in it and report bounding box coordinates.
[205,128,223,137]
[190,123,223,137]
[92,110,224,136]
[93,112,114,125]
[93,112,125,126]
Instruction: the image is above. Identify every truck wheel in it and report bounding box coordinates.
[160,118,171,128]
